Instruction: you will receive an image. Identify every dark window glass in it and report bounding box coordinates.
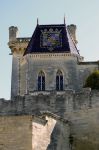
[38,76,41,91]
[56,70,63,91]
[38,71,45,91]
[42,76,45,91]
[56,75,59,90]
[60,75,63,90]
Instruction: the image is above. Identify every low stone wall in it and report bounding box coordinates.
[0,89,99,116]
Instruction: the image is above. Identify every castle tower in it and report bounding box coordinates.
[8,19,99,100]
[8,26,31,99]
[8,21,86,99]
[23,23,83,94]
[8,23,84,99]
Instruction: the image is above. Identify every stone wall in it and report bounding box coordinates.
[11,54,20,98]
[32,115,70,150]
[0,114,70,150]
[0,89,99,116]
[26,54,78,92]
[66,107,99,150]
[11,53,98,98]
[77,62,98,89]
[18,54,80,97]
[0,90,99,150]
[0,115,32,150]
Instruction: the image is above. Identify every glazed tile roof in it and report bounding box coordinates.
[24,24,79,55]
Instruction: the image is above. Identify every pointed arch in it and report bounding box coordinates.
[56,70,63,91]
[38,71,45,91]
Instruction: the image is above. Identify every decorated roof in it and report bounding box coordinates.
[24,23,79,55]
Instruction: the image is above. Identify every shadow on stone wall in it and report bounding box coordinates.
[72,138,99,150]
[47,121,70,150]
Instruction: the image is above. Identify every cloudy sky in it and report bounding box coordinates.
[0,0,99,99]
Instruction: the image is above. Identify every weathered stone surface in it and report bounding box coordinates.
[0,114,70,150]
[10,52,99,98]
[0,90,99,149]
[66,107,99,150]
[0,90,99,116]
[0,115,32,150]
[7,23,99,150]
[32,115,70,150]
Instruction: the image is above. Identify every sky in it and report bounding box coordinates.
[0,0,99,99]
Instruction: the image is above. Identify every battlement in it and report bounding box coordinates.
[0,89,99,116]
[8,26,31,54]
[8,37,31,54]
[17,37,31,43]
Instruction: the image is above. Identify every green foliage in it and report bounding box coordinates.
[84,70,99,89]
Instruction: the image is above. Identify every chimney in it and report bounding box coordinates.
[9,26,18,42]
[67,24,78,44]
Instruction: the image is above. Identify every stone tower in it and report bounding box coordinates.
[8,26,30,98]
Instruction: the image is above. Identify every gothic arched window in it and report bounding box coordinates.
[56,70,63,91]
[38,71,45,91]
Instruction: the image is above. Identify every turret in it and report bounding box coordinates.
[9,26,18,42]
[67,24,78,44]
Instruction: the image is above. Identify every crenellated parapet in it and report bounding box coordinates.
[0,89,99,116]
[8,37,31,55]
